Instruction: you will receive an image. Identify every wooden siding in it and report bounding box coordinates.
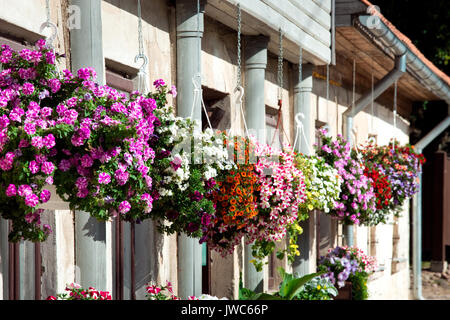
[207,0,332,65]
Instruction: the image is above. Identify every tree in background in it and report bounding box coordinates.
[372,0,450,153]
[372,0,450,75]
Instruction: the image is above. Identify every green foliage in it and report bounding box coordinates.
[349,272,369,300]
[239,267,326,300]
[295,276,338,300]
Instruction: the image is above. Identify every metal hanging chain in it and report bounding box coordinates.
[352,58,356,117]
[236,3,242,88]
[189,0,213,130]
[45,0,51,24]
[272,28,291,147]
[299,46,303,86]
[137,0,144,56]
[371,62,375,135]
[231,3,249,137]
[326,63,330,110]
[277,28,284,101]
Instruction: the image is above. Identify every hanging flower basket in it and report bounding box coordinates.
[148,84,234,239]
[0,39,161,242]
[316,129,376,226]
[361,139,425,218]
[205,135,259,256]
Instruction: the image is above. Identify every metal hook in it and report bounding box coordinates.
[294,112,305,127]
[234,85,244,105]
[134,53,149,73]
[192,73,202,92]
[40,21,58,47]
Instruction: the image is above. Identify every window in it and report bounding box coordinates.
[201,86,230,132]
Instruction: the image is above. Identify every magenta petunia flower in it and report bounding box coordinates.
[24,193,39,207]
[98,172,111,184]
[41,161,55,175]
[40,189,51,203]
[153,79,165,88]
[118,200,131,214]
[22,82,34,95]
[29,160,40,174]
[5,184,16,197]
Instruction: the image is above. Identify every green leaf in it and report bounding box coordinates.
[278,269,325,300]
[252,293,283,300]
[238,287,256,300]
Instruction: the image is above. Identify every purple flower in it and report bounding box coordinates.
[59,159,71,172]
[186,222,199,233]
[43,134,56,149]
[205,178,216,189]
[167,209,179,221]
[322,145,332,153]
[77,188,89,198]
[190,191,203,202]
[114,168,129,186]
[18,184,32,197]
[80,154,93,168]
[153,79,165,89]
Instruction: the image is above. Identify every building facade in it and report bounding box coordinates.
[0,0,449,300]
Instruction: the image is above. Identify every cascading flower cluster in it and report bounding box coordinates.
[316,129,376,226]
[248,141,307,271]
[149,87,234,238]
[362,163,393,224]
[361,140,425,217]
[318,246,377,299]
[46,283,112,300]
[204,135,307,269]
[205,135,259,256]
[0,39,163,242]
[294,154,342,218]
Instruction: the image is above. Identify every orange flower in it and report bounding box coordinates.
[230,205,236,212]
[237,222,247,230]
[230,198,237,205]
